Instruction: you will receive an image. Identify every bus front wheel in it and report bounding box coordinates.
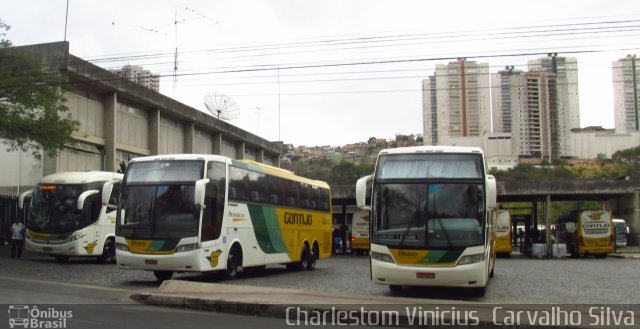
[224,251,239,280]
[153,270,173,282]
[98,239,116,264]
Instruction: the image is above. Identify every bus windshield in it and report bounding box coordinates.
[117,160,204,239]
[28,184,97,234]
[372,182,485,248]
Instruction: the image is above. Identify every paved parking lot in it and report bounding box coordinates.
[1,247,639,304]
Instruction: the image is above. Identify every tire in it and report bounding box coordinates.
[54,256,69,263]
[224,251,239,280]
[300,244,311,270]
[153,270,173,282]
[306,245,317,271]
[98,239,116,264]
[489,266,495,278]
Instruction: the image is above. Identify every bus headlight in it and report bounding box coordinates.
[175,244,197,253]
[68,232,86,242]
[115,242,129,251]
[458,253,484,265]
[371,251,395,263]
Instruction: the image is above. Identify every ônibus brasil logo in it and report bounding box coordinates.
[7,305,72,328]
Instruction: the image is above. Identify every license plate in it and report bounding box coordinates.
[145,259,158,265]
[416,272,435,279]
[43,247,52,252]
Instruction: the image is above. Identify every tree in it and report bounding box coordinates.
[0,19,79,159]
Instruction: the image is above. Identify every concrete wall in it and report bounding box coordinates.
[0,42,282,195]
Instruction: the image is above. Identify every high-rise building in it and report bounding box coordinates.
[111,65,160,92]
[612,55,639,132]
[491,55,580,159]
[422,58,491,145]
[490,66,522,133]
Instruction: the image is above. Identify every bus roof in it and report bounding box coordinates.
[378,145,485,156]
[40,171,123,184]
[127,154,330,190]
[238,160,330,190]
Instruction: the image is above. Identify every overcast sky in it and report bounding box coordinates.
[3,0,639,146]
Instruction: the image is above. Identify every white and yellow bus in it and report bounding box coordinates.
[494,209,512,257]
[108,154,332,281]
[356,146,497,296]
[557,210,614,258]
[19,171,123,263]
[350,210,370,255]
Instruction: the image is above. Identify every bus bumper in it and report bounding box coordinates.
[116,249,220,273]
[25,239,93,257]
[371,259,488,288]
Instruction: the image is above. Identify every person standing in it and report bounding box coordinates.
[10,218,25,259]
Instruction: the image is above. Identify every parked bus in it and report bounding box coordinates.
[19,171,123,263]
[108,154,332,281]
[556,210,614,258]
[356,146,497,296]
[613,218,628,248]
[350,210,370,255]
[494,209,512,257]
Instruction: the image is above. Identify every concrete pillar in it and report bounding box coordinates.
[545,194,552,258]
[256,149,264,164]
[184,122,195,154]
[104,92,117,172]
[236,142,245,160]
[148,109,160,155]
[212,133,222,155]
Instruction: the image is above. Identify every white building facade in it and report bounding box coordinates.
[613,55,640,133]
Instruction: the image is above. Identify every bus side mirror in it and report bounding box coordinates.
[19,190,33,209]
[356,175,372,211]
[486,175,497,210]
[102,180,120,209]
[78,190,100,210]
[195,178,210,208]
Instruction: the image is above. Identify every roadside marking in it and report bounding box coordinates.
[0,275,134,293]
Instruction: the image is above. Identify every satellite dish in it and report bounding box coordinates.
[204,92,240,120]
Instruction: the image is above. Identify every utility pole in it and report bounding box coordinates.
[630,55,639,131]
[64,0,70,41]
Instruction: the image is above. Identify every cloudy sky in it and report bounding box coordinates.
[3,0,639,146]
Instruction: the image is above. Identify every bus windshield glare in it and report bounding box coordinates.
[28,184,96,234]
[372,153,485,249]
[118,160,204,239]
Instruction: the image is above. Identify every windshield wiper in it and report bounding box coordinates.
[435,217,454,247]
[399,193,421,248]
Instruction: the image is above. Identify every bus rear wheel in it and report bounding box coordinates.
[306,244,317,271]
[153,270,173,282]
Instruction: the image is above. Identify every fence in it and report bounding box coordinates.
[0,195,19,245]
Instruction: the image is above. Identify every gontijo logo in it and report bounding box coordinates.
[7,305,73,328]
[284,212,312,225]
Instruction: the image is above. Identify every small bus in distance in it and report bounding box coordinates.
[350,210,370,255]
[613,218,628,248]
[557,210,614,258]
[494,209,512,257]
